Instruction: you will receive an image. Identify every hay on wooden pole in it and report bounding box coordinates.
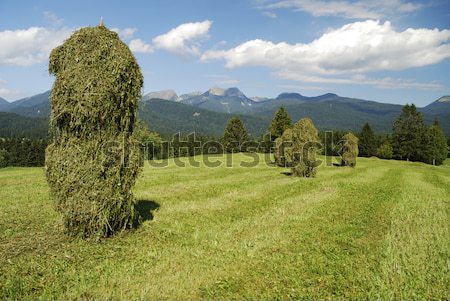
[46,23,143,238]
[290,118,320,177]
[274,128,294,167]
[341,132,358,167]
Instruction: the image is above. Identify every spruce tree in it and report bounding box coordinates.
[392,104,426,161]
[222,117,250,152]
[290,118,320,177]
[425,120,448,165]
[46,24,143,238]
[358,122,376,157]
[269,107,292,140]
[341,132,358,167]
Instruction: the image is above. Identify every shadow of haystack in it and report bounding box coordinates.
[134,200,160,227]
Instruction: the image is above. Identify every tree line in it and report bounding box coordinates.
[0,138,47,167]
[0,103,448,169]
[357,104,448,165]
[220,103,448,168]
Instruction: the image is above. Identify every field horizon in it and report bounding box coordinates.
[1,154,448,299]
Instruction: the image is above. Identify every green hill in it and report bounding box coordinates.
[0,112,49,138]
[139,99,269,137]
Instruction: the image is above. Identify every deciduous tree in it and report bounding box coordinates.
[376,141,393,159]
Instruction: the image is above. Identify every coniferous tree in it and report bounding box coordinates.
[269,107,292,140]
[222,117,250,153]
[341,132,358,167]
[358,123,377,157]
[392,104,426,161]
[0,148,8,168]
[424,120,448,165]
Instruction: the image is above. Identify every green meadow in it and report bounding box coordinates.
[1,154,449,300]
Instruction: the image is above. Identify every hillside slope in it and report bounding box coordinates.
[139,99,269,137]
[1,90,449,136]
[0,112,49,138]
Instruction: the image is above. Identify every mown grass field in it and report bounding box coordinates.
[0,154,449,300]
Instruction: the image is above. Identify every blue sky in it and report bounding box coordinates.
[0,0,449,106]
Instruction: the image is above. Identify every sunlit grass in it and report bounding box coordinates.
[0,155,448,299]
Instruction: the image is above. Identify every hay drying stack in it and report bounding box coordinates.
[290,118,320,177]
[46,24,143,238]
[341,132,359,167]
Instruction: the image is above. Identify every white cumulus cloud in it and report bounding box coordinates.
[129,39,153,53]
[201,20,450,76]
[277,73,442,90]
[259,0,421,19]
[153,20,212,57]
[0,25,152,66]
[0,27,74,66]
[111,27,137,39]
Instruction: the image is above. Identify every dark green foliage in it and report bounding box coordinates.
[392,104,427,161]
[341,132,358,167]
[289,118,320,177]
[318,129,346,156]
[269,107,292,140]
[222,117,250,152]
[391,105,447,165]
[0,112,49,138]
[358,123,377,157]
[376,141,393,159]
[46,25,143,238]
[423,120,448,165]
[139,99,268,138]
[0,148,7,168]
[448,138,450,158]
[134,121,162,160]
[258,133,273,153]
[0,138,47,167]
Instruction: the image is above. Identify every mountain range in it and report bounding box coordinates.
[0,87,449,137]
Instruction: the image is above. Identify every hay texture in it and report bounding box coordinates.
[46,25,143,238]
[274,128,294,167]
[290,118,320,177]
[341,132,358,167]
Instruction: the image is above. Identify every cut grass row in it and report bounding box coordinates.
[0,154,448,299]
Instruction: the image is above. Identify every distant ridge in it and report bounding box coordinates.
[1,88,449,136]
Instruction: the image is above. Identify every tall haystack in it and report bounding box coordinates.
[46,24,143,238]
[290,118,320,177]
[341,132,358,167]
